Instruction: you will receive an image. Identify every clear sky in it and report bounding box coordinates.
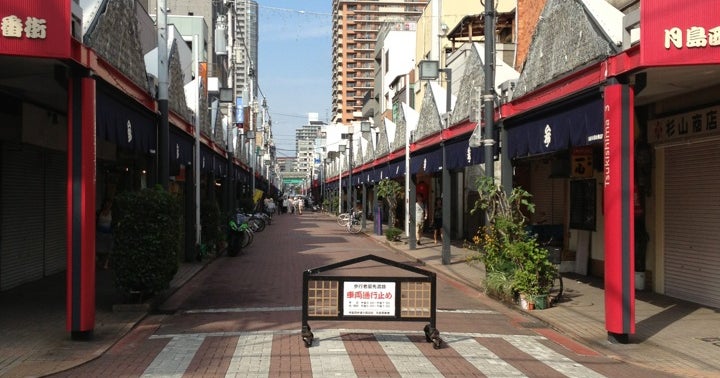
[257,1,332,158]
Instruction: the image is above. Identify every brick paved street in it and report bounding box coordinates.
[47,212,676,377]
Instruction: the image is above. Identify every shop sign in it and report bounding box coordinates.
[0,1,70,58]
[343,281,395,316]
[571,146,593,178]
[648,104,720,144]
[641,0,720,66]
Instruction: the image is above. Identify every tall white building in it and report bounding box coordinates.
[295,113,325,177]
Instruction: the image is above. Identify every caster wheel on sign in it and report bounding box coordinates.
[302,333,314,348]
[432,337,442,350]
[423,324,433,342]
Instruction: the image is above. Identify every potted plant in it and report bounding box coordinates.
[468,177,557,310]
[385,226,403,242]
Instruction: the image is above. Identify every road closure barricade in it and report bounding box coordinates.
[301,254,442,348]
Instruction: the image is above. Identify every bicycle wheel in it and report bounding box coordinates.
[240,228,253,248]
[347,218,362,234]
[250,217,266,232]
[337,213,350,226]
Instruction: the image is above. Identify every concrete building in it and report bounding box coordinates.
[295,113,325,177]
[331,0,429,126]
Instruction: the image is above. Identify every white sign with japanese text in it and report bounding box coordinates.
[648,104,720,144]
[343,281,395,316]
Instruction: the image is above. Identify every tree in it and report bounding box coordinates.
[469,177,556,300]
[375,178,403,227]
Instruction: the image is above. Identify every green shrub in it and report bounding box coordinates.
[112,186,181,297]
[468,177,556,298]
[385,227,403,241]
[201,198,224,254]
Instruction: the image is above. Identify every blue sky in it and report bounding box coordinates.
[257,1,332,158]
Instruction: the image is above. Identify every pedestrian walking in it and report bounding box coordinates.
[433,197,442,244]
[415,195,427,245]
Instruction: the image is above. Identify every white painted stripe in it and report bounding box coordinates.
[225,333,273,378]
[443,334,526,377]
[309,329,357,378]
[375,333,443,377]
[181,307,492,315]
[505,335,606,378]
[142,334,204,378]
[437,309,497,314]
[184,306,301,314]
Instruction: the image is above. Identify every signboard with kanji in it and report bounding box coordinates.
[343,281,395,316]
[648,104,719,144]
[0,1,71,58]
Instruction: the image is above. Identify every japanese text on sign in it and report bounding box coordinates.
[1,15,47,39]
[343,281,395,316]
[648,104,719,144]
[665,25,720,50]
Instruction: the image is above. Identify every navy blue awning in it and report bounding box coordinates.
[200,146,228,176]
[385,160,406,179]
[96,86,156,153]
[169,128,193,167]
[214,154,227,176]
[200,146,213,173]
[410,147,442,174]
[506,97,604,159]
[445,138,484,170]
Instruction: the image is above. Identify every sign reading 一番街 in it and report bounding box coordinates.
[0,1,72,58]
[343,281,395,316]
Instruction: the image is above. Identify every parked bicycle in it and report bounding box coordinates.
[337,212,351,227]
[227,210,255,256]
[345,209,363,234]
[548,247,563,305]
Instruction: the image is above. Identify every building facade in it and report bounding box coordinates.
[331,0,429,125]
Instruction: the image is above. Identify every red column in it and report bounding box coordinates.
[603,83,635,343]
[66,74,96,340]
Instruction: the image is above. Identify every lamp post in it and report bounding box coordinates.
[246,129,255,206]
[360,121,372,228]
[341,128,354,212]
[419,59,452,265]
[338,144,346,213]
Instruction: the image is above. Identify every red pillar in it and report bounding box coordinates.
[66,73,96,340]
[603,82,635,343]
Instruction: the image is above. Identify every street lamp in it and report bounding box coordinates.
[360,121,372,229]
[338,144,346,213]
[324,157,331,211]
[246,130,255,206]
[341,128,354,212]
[418,59,452,265]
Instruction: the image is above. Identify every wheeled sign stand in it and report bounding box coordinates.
[301,254,442,349]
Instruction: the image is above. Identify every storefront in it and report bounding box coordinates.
[649,104,720,309]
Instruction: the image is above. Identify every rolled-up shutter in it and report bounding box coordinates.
[664,140,720,308]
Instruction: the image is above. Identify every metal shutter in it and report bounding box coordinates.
[530,159,565,225]
[43,152,67,275]
[664,140,720,308]
[1,145,45,290]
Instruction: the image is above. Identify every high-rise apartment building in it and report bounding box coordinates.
[295,113,325,176]
[331,0,429,125]
[233,0,259,103]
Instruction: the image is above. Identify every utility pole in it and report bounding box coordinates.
[483,0,496,181]
[157,0,169,189]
